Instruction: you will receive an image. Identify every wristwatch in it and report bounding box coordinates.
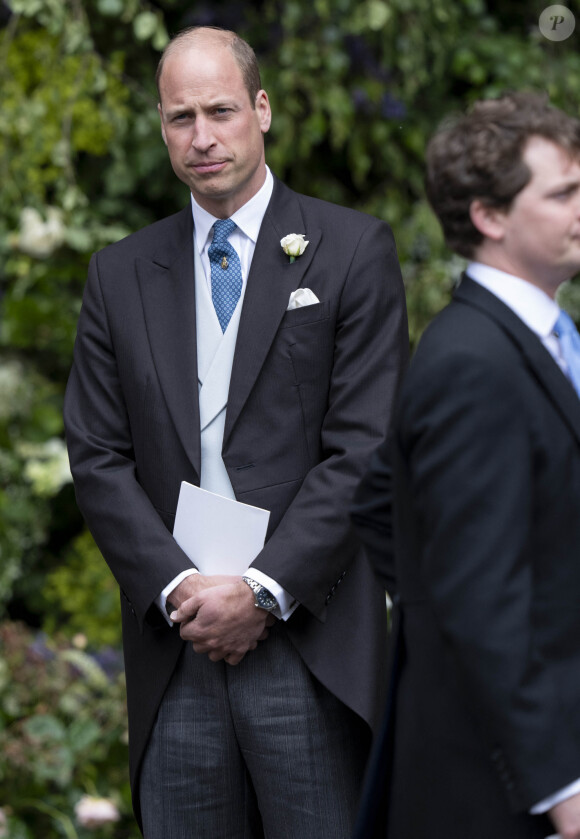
[242,576,278,612]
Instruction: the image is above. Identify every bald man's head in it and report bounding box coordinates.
[156,26,262,108]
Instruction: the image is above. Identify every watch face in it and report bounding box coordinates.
[256,588,277,611]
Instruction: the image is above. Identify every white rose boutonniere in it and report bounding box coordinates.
[280,233,309,263]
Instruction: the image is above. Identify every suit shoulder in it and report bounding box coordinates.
[93,207,190,263]
[273,177,388,233]
[291,190,399,265]
[294,190,386,231]
[410,298,529,390]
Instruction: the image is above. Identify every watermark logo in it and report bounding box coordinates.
[539,5,575,41]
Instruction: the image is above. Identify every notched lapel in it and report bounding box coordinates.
[457,277,580,446]
[521,340,580,446]
[136,229,201,477]
[225,185,322,441]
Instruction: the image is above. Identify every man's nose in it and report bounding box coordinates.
[191,117,214,152]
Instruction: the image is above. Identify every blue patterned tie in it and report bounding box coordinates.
[209,219,242,332]
[554,309,580,398]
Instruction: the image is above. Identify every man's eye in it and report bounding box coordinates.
[553,187,576,201]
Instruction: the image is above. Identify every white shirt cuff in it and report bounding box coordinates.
[155,568,199,626]
[244,568,298,621]
[530,777,580,814]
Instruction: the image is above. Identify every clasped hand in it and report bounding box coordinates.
[168,574,275,666]
[549,791,580,839]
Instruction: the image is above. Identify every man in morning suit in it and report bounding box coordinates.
[352,92,580,839]
[63,26,408,839]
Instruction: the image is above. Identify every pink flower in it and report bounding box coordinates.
[74,796,120,829]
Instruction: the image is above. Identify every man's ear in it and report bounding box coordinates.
[255,90,272,135]
[469,199,507,242]
[158,103,168,146]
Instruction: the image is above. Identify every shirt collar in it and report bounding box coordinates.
[190,166,274,253]
[466,262,560,340]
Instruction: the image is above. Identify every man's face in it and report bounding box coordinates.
[158,41,271,218]
[493,136,580,297]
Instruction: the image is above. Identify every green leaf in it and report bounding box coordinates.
[133,11,159,42]
[24,714,67,742]
[97,0,124,16]
[67,718,102,753]
[368,0,391,30]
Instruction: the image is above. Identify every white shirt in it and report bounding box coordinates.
[467,262,567,371]
[158,168,297,622]
[468,262,580,817]
[192,166,274,292]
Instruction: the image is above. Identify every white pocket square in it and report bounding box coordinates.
[286,288,320,310]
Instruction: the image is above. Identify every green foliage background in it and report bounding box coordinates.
[1,0,579,835]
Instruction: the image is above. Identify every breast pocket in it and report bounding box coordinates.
[276,300,334,393]
[279,300,331,329]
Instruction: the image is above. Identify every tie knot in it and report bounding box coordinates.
[212,218,236,244]
[555,309,578,338]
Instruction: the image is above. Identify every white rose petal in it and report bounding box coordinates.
[74,796,121,830]
[280,233,309,258]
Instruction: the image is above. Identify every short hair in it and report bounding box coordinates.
[425,92,580,258]
[156,26,262,108]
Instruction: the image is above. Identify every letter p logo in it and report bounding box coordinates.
[539,5,575,40]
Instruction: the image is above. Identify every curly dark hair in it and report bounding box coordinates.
[426,92,580,258]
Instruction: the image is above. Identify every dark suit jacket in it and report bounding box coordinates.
[352,275,580,839]
[64,177,408,828]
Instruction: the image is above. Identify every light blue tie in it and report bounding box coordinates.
[554,309,580,398]
[209,219,242,332]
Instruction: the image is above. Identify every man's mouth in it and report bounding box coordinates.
[190,161,228,174]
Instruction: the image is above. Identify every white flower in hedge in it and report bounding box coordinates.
[0,360,32,421]
[74,796,120,829]
[280,233,309,262]
[18,206,65,258]
[20,437,72,497]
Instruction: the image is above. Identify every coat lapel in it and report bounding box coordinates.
[136,206,202,477]
[224,178,321,441]
[455,275,580,446]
